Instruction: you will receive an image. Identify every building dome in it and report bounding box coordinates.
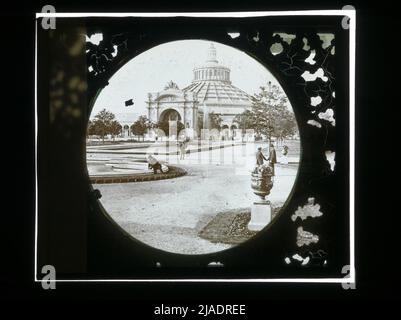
[183,43,251,107]
[147,42,252,136]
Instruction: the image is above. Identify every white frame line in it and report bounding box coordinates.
[34,9,356,284]
[34,19,39,282]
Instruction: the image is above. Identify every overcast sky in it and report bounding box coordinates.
[91,39,289,119]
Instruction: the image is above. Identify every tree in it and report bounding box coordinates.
[109,120,122,141]
[236,83,297,142]
[196,112,222,131]
[233,110,254,134]
[87,120,93,138]
[274,110,297,144]
[89,109,121,143]
[131,115,152,141]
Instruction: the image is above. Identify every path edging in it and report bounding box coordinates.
[90,165,187,184]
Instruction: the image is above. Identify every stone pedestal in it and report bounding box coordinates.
[248,200,272,231]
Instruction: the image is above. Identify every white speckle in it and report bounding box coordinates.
[227,32,240,39]
[111,45,118,57]
[301,256,311,266]
[253,32,260,42]
[292,197,323,221]
[292,254,304,262]
[270,43,283,56]
[332,91,336,98]
[317,33,335,49]
[307,120,322,128]
[318,108,335,126]
[86,33,103,45]
[273,32,296,45]
[301,68,328,82]
[302,37,310,51]
[285,257,291,264]
[305,50,316,65]
[88,65,94,72]
[325,151,335,171]
[310,95,322,106]
[297,226,319,247]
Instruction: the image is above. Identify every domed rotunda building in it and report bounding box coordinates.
[146,43,252,138]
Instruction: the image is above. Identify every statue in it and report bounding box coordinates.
[164,80,180,90]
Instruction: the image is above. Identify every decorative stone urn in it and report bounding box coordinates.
[251,164,274,200]
[248,164,274,231]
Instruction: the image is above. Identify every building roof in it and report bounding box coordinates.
[183,81,251,106]
[182,43,252,108]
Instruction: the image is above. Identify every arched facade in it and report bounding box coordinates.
[146,43,252,139]
[123,124,130,137]
[159,108,182,122]
[147,88,198,137]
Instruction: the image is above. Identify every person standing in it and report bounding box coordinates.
[256,147,267,166]
[179,140,186,160]
[267,143,277,176]
[281,145,289,164]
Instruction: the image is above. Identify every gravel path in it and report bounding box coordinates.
[95,144,298,254]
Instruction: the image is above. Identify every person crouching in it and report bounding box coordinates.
[147,155,164,174]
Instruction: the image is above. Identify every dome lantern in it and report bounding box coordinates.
[185,43,251,110]
[206,43,218,63]
[193,43,231,83]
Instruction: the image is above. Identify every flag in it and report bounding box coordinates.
[125,99,134,107]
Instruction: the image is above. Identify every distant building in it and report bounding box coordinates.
[146,43,252,138]
[114,112,140,138]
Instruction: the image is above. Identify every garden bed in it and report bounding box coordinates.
[199,207,282,245]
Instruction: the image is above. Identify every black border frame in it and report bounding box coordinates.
[36,14,350,281]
